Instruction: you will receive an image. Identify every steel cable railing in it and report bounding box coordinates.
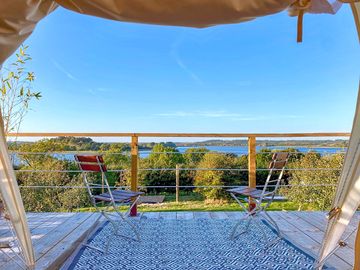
[18,184,338,189]
[13,167,342,173]
[9,150,347,155]
[10,145,345,212]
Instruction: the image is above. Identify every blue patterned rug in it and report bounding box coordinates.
[67,218,324,270]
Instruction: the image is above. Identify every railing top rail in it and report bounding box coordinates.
[6,132,351,138]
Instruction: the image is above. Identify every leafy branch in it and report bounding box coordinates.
[0,45,41,135]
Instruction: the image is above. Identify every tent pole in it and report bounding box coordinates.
[351,2,360,42]
[0,108,35,268]
[355,222,360,270]
[247,136,256,211]
[130,135,139,217]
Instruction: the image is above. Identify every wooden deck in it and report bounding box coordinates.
[0,211,358,269]
[0,212,100,270]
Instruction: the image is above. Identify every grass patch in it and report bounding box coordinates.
[77,192,317,212]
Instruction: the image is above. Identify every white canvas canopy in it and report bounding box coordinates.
[0,0,359,268]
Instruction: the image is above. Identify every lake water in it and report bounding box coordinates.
[11,145,347,165]
[139,145,346,158]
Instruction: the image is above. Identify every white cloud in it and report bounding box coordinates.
[155,111,242,118]
[51,59,77,81]
[96,87,110,92]
[170,33,203,84]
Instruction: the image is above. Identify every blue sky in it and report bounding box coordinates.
[4,5,359,141]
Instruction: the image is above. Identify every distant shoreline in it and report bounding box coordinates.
[174,139,348,148]
[8,139,349,150]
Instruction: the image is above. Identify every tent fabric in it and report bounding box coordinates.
[55,0,293,28]
[306,0,342,14]
[0,113,35,267]
[0,0,345,65]
[288,0,342,16]
[0,0,295,64]
[318,84,360,265]
[351,1,360,41]
[317,4,360,260]
[0,0,58,67]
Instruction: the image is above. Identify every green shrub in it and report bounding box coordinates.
[279,153,344,210]
[194,153,246,200]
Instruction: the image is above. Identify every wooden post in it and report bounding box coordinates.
[130,135,138,217]
[355,222,360,270]
[248,136,256,211]
[101,173,104,194]
[176,164,180,203]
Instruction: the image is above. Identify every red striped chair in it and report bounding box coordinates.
[75,155,144,252]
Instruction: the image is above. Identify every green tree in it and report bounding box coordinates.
[183,147,209,167]
[0,45,41,135]
[279,153,344,210]
[181,147,210,190]
[15,138,88,211]
[103,143,131,187]
[194,153,246,200]
[17,157,87,212]
[136,144,185,193]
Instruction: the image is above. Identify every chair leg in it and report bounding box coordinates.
[106,207,141,242]
[230,212,253,240]
[230,193,249,212]
[115,217,141,242]
[80,213,107,254]
[83,207,140,256]
[86,212,129,255]
[262,211,282,237]
[252,216,269,243]
[107,198,142,242]
[230,209,282,245]
[0,246,27,270]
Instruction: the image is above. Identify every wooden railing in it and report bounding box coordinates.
[7,132,351,215]
[6,132,351,138]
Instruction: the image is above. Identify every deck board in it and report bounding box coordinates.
[0,212,99,270]
[142,212,160,219]
[176,212,194,220]
[159,212,177,219]
[193,211,211,219]
[269,211,354,269]
[35,213,100,270]
[0,211,358,269]
[292,211,358,248]
[290,211,357,265]
[210,212,228,219]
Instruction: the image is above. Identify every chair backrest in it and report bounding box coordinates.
[260,152,290,203]
[268,152,289,171]
[75,155,109,198]
[75,155,107,173]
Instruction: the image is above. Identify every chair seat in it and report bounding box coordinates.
[112,189,144,197]
[94,189,144,202]
[227,186,263,198]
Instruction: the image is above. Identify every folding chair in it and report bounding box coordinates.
[75,155,144,253]
[227,152,289,242]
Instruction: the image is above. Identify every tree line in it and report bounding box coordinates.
[11,137,344,212]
